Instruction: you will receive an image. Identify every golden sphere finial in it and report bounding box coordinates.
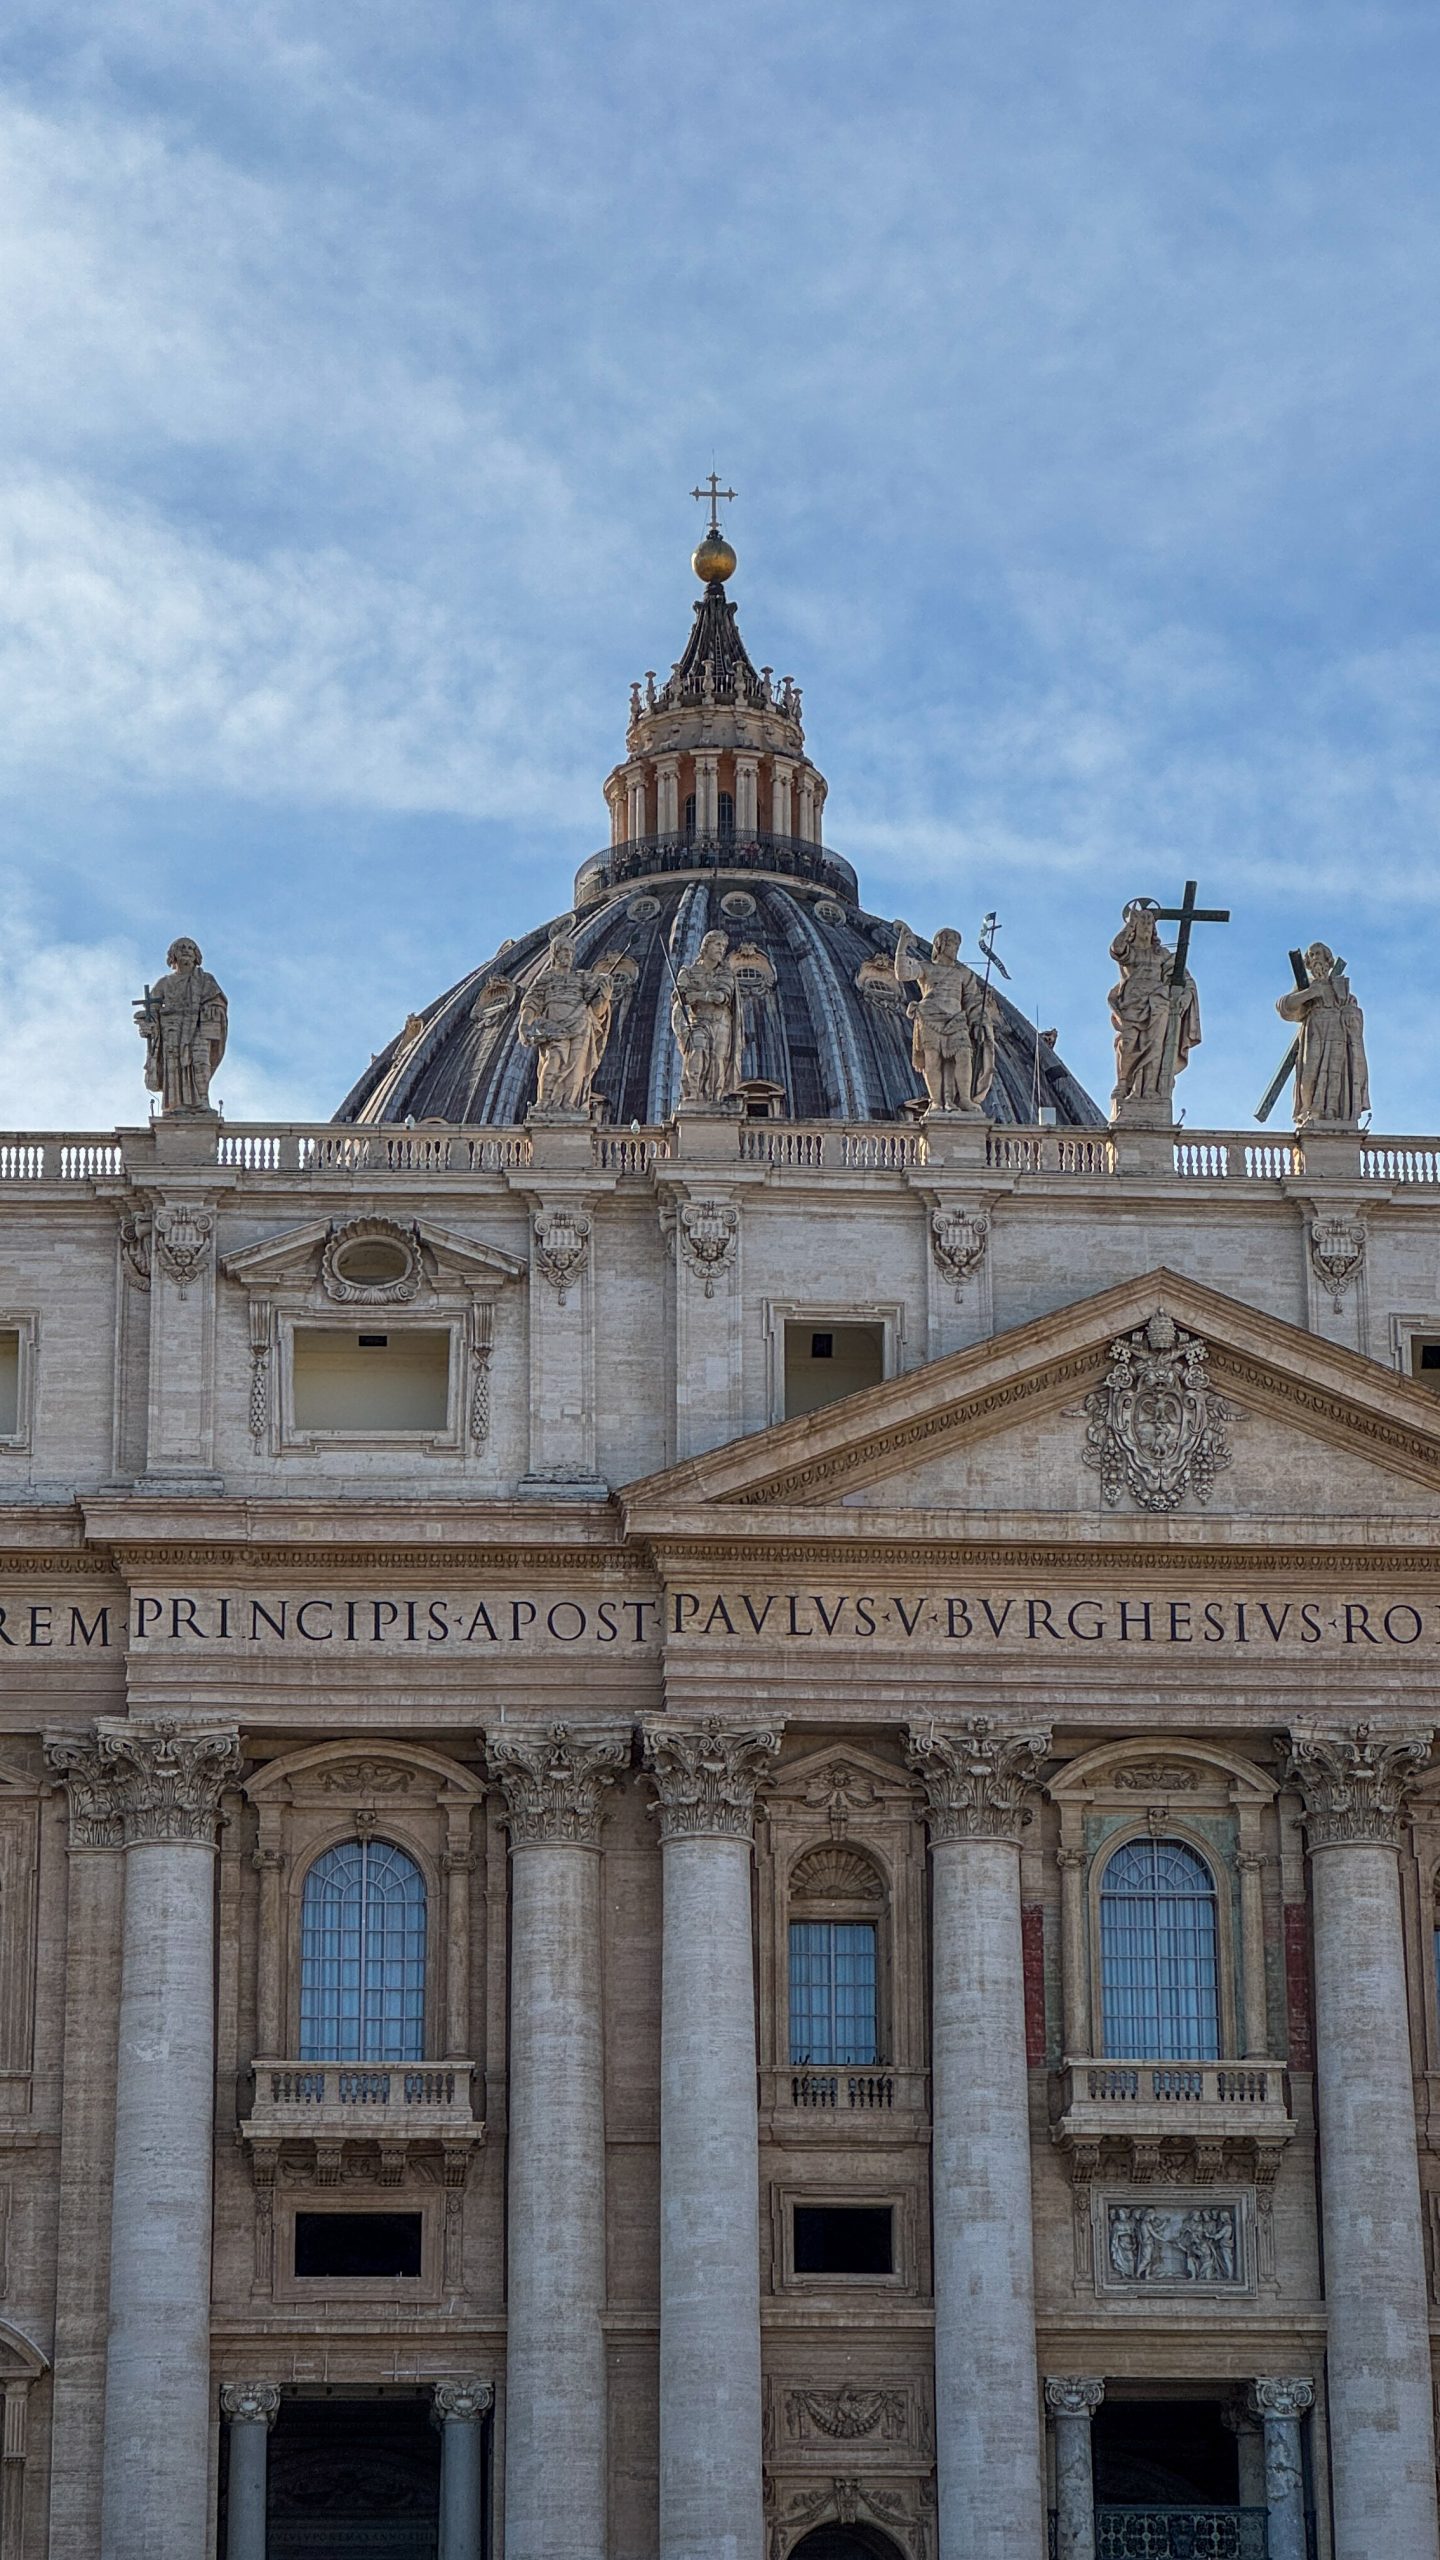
[692,527,737,584]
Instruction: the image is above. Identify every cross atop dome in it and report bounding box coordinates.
[690,473,738,586]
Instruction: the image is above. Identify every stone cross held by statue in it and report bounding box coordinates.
[1155,879,1231,1091]
[1255,946,1347,1124]
[690,473,736,526]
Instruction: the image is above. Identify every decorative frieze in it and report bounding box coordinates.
[92,1718,240,1846]
[1102,2198,1244,2289]
[1286,1721,1432,1848]
[1082,1308,1234,1512]
[783,2387,911,2445]
[642,1717,781,1840]
[485,1723,628,1848]
[677,1197,740,1296]
[905,1717,1049,1845]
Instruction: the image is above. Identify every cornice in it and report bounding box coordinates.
[78,1543,646,1578]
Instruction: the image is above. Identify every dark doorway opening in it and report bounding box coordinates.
[262,2397,442,2558]
[790,2529,908,2560]
[1092,2399,1239,2504]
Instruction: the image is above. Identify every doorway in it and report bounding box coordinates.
[261,2396,442,2557]
[789,2529,908,2560]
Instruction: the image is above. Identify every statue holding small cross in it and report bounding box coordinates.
[1107,880,1229,1124]
[1258,942,1369,1129]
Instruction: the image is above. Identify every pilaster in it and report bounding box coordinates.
[142,1188,222,1487]
[521,1167,607,1497]
[669,1188,742,1458]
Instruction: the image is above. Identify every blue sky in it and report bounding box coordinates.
[1,0,1437,1131]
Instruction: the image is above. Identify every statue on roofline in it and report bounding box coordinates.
[1276,943,1369,1130]
[1108,899,1200,1111]
[518,933,614,1114]
[892,920,995,1113]
[135,937,228,1116]
[671,930,742,1104]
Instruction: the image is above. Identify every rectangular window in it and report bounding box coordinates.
[1413,1340,1440,1389]
[793,2204,893,2276]
[291,1328,450,1434]
[789,1920,878,2065]
[783,1320,884,1418]
[0,1334,17,1439]
[294,2212,423,2279]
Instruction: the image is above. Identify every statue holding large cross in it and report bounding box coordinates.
[1107,880,1229,1123]
[1260,942,1369,1130]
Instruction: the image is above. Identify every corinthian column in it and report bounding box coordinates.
[486,1723,628,2560]
[1248,2377,1313,2560]
[907,1718,1050,2560]
[97,1717,241,2560]
[1287,1724,1439,2560]
[642,1718,782,2560]
[1045,2377,1103,2560]
[219,2382,280,2560]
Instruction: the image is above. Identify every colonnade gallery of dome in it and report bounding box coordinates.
[2,498,1440,2560]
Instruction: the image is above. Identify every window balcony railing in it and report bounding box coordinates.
[1051,2512,1272,2559]
[239,2058,484,2175]
[760,2062,929,2125]
[1056,2059,1292,2141]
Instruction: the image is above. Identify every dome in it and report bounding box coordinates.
[335,864,1103,1128]
[334,519,1105,1131]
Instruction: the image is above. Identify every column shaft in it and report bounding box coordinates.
[220,2388,279,2560]
[103,1834,223,2558]
[1309,1841,1439,2557]
[1046,2382,1102,2560]
[505,1845,607,2560]
[1249,2384,1311,2560]
[433,2382,492,2560]
[932,1837,1045,2560]
[658,1831,764,2560]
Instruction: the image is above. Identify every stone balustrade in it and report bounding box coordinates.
[763,2063,930,2121]
[240,2057,482,2147]
[1055,2058,1292,2143]
[2,1114,1438,1188]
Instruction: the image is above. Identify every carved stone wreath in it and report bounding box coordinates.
[320,1218,424,1305]
[678,1199,740,1297]
[1082,1309,1234,1513]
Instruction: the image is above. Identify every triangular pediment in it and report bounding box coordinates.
[223,1214,524,1292]
[620,1268,1440,1534]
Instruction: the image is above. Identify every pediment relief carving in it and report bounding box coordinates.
[790,1842,885,1900]
[1048,1738,1275,1809]
[244,1740,484,1808]
[223,1215,525,1303]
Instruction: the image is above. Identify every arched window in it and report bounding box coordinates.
[1100,1837,1219,2062]
[299,1839,427,2063]
[717,789,735,840]
[683,791,697,839]
[788,1844,883,2067]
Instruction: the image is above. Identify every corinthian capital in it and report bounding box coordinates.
[432,2377,494,2425]
[1285,1722,1432,1849]
[484,1723,628,1848]
[906,1717,1050,1845]
[93,1717,241,1847]
[1248,2376,1314,2422]
[641,1717,782,1842]
[220,2382,281,2428]
[1044,2377,1105,2419]
[44,1730,126,1849]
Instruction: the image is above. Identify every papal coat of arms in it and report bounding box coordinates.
[1082,1308,1234,1513]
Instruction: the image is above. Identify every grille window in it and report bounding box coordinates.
[1100,1837,1220,2062]
[299,1838,426,2063]
[789,1920,878,2066]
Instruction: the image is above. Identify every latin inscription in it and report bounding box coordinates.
[1,1588,1438,1652]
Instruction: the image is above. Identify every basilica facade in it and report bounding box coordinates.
[0,520,1437,2560]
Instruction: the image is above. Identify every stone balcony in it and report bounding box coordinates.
[239,2058,485,2185]
[760,2062,930,2144]
[1052,2059,1294,2188]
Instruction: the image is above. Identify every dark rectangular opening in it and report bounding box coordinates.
[793,2203,893,2275]
[810,1331,834,1358]
[294,2212,422,2279]
[1421,1342,1440,1369]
